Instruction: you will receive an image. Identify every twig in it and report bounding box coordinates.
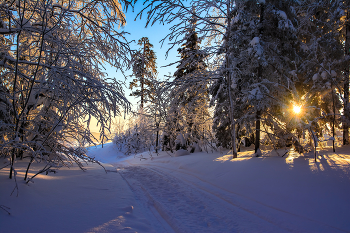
[0,205,11,215]
[10,166,19,197]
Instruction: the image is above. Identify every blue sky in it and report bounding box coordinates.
[91,2,181,132]
[103,2,180,107]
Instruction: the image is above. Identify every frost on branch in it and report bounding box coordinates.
[0,0,132,184]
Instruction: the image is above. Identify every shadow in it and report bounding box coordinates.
[282,146,350,181]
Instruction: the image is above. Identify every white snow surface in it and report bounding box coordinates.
[1,143,350,232]
[174,149,190,157]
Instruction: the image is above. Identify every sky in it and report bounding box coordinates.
[104,1,180,106]
[90,2,180,133]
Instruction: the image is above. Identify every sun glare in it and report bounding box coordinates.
[293,105,302,114]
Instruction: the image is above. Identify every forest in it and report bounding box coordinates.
[0,0,349,186]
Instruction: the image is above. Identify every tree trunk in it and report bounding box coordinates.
[140,41,146,109]
[9,30,22,179]
[332,86,335,152]
[156,122,159,153]
[255,2,264,155]
[9,148,16,179]
[225,0,237,158]
[343,9,350,145]
[255,110,261,154]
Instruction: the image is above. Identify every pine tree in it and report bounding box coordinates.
[130,37,157,109]
[168,14,210,152]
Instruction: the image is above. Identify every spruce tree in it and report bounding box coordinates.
[210,78,232,149]
[130,37,157,109]
[214,0,300,153]
[168,15,209,151]
[296,0,347,148]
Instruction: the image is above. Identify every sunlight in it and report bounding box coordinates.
[215,151,253,162]
[88,216,126,232]
[293,105,302,114]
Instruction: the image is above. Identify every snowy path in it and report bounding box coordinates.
[118,164,347,233]
[1,144,349,233]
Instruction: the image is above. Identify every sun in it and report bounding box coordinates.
[293,105,302,114]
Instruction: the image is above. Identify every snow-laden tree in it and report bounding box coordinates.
[0,0,131,182]
[138,0,349,156]
[114,112,156,156]
[139,0,301,156]
[210,77,232,148]
[129,37,157,109]
[208,0,301,155]
[166,13,211,152]
[295,0,349,150]
[138,0,240,154]
[144,81,170,153]
[344,0,350,145]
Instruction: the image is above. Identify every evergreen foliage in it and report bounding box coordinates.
[166,15,211,152]
[139,0,349,156]
[130,37,157,109]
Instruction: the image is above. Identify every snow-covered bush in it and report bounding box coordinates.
[114,112,158,155]
[114,124,154,155]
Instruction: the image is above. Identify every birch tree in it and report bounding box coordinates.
[0,0,131,182]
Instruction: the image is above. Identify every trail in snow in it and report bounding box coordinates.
[119,165,279,233]
[118,165,347,233]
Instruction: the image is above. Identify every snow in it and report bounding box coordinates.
[1,143,350,232]
[249,87,264,100]
[331,70,337,77]
[233,13,240,23]
[276,10,287,20]
[250,37,260,46]
[254,148,262,157]
[174,149,190,157]
[0,156,161,232]
[175,133,186,146]
[300,43,309,51]
[321,71,328,79]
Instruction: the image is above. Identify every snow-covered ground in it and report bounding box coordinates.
[1,143,350,232]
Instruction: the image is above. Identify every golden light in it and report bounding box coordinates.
[293,105,302,114]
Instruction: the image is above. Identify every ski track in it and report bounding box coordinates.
[118,164,348,233]
[145,164,348,233]
[118,166,287,233]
